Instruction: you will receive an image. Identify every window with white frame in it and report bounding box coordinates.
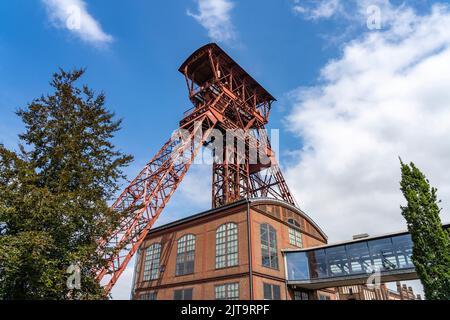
[288,227,303,248]
[294,291,309,300]
[174,288,193,300]
[143,243,161,281]
[263,283,281,300]
[215,283,239,300]
[216,223,238,269]
[287,219,303,248]
[176,234,196,276]
[260,223,278,269]
[140,291,157,300]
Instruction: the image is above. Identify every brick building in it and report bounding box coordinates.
[336,282,421,300]
[131,198,335,300]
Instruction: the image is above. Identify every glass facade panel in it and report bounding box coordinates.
[326,246,350,276]
[368,238,398,271]
[308,249,327,279]
[286,251,309,281]
[346,242,371,274]
[285,233,417,282]
[392,234,414,268]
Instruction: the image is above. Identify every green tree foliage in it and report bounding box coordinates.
[400,160,450,300]
[0,69,133,299]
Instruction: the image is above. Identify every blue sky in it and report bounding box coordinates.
[0,0,337,159]
[2,0,450,299]
[0,0,342,237]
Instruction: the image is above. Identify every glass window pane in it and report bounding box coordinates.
[184,288,193,300]
[263,283,272,300]
[368,238,397,271]
[308,249,327,279]
[176,234,196,276]
[289,228,303,247]
[326,245,350,276]
[174,289,193,300]
[346,242,371,274]
[216,223,239,269]
[143,243,161,281]
[228,283,239,300]
[261,224,278,269]
[392,234,414,268]
[140,292,157,300]
[174,290,182,300]
[215,283,239,300]
[286,252,310,281]
[271,253,279,269]
[215,285,226,300]
[272,285,281,300]
[263,284,280,300]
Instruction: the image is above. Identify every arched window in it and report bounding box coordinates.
[260,223,278,269]
[216,223,238,269]
[176,234,196,276]
[143,243,161,281]
[288,219,303,248]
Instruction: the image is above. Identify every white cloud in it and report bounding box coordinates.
[188,0,236,43]
[285,3,450,242]
[42,0,113,46]
[293,0,342,20]
[292,0,405,28]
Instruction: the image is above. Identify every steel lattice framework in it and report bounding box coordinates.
[95,43,296,294]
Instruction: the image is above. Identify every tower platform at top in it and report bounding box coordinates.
[178,43,276,126]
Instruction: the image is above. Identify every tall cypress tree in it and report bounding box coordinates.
[0,69,133,299]
[399,160,450,300]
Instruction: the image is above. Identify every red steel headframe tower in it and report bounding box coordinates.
[95,44,296,294]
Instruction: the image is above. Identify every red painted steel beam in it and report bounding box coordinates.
[94,43,297,295]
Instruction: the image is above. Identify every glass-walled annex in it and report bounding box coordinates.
[285,233,415,282]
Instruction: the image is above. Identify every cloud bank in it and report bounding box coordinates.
[285,3,450,241]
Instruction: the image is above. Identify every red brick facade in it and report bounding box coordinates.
[131,199,329,300]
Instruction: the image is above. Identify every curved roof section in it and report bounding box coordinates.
[146,198,327,241]
[248,198,328,241]
[178,43,276,104]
